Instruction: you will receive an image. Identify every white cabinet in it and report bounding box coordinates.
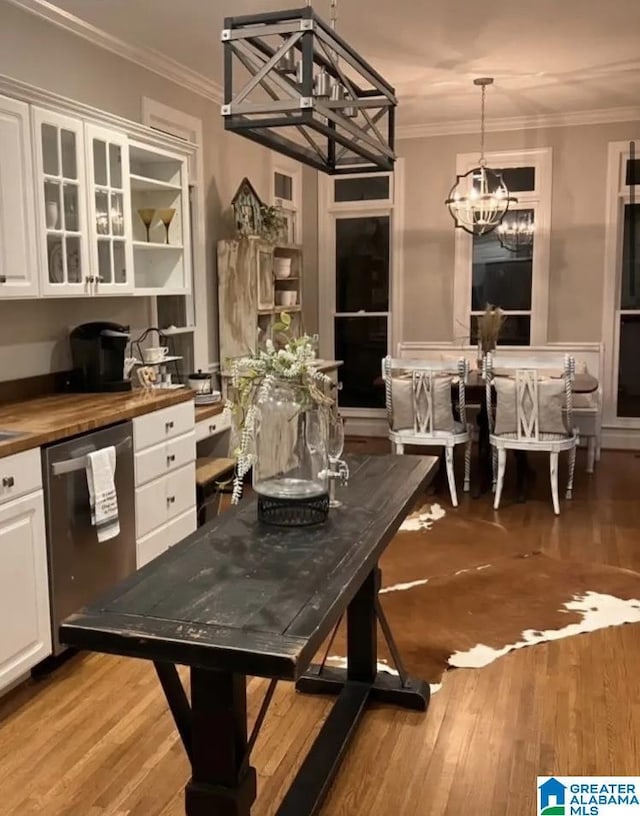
[0,96,38,298]
[85,124,134,295]
[133,401,196,567]
[32,107,91,297]
[0,454,51,691]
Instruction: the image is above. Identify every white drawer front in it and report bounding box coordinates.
[166,462,196,522]
[195,409,231,442]
[136,524,168,569]
[133,400,195,451]
[134,431,195,487]
[135,475,167,539]
[0,448,42,506]
[166,507,197,549]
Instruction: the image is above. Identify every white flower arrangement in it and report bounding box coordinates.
[226,312,334,503]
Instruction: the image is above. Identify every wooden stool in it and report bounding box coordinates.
[195,457,235,526]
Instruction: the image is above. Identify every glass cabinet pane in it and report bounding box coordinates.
[47,235,64,283]
[44,181,61,230]
[109,144,122,188]
[110,192,124,236]
[60,130,77,179]
[97,241,112,284]
[66,236,82,283]
[93,139,107,186]
[113,241,126,284]
[63,184,78,232]
[336,216,389,312]
[95,190,109,235]
[41,124,59,176]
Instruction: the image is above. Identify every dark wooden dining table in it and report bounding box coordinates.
[61,453,438,816]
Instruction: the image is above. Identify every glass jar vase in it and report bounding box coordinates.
[252,379,329,526]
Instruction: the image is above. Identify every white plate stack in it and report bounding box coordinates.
[194,391,222,405]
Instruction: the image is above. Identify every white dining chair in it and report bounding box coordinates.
[484,353,578,515]
[382,356,471,507]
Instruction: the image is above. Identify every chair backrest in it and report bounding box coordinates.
[484,353,575,440]
[382,355,469,433]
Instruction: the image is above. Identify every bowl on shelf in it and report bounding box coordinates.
[274,257,292,279]
[275,290,298,307]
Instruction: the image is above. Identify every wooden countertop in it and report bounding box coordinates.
[194,402,226,423]
[0,388,194,459]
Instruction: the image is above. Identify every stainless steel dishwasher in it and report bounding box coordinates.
[42,421,136,654]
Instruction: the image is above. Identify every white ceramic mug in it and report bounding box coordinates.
[142,346,170,364]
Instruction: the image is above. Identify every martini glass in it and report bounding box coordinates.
[157,208,176,245]
[137,208,156,242]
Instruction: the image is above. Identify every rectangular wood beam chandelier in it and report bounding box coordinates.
[221,6,397,174]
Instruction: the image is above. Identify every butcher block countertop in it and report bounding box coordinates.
[194,402,226,423]
[0,388,194,459]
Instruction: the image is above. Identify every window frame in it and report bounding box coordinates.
[270,156,302,245]
[318,163,404,417]
[602,138,640,428]
[452,147,552,346]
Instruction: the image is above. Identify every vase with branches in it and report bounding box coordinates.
[226,313,336,523]
[476,303,505,365]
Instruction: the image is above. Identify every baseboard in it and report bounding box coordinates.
[601,427,640,451]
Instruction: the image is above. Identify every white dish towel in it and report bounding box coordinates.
[85,446,120,542]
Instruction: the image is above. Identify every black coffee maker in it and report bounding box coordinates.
[69,322,132,392]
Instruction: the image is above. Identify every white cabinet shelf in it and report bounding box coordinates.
[133,241,184,251]
[130,174,182,192]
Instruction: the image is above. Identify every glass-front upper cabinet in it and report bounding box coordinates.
[32,108,90,296]
[85,124,134,294]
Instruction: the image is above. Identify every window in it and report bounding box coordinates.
[318,167,402,414]
[271,160,301,244]
[603,140,640,424]
[452,148,552,346]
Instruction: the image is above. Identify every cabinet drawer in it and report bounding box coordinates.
[136,524,168,569]
[166,462,196,522]
[135,462,196,539]
[166,507,197,549]
[0,448,42,506]
[134,431,195,486]
[195,409,231,442]
[133,401,195,451]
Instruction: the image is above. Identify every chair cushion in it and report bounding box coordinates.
[493,377,568,436]
[493,431,571,442]
[391,374,455,432]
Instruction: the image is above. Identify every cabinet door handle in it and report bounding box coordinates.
[165,421,174,431]
[2,476,15,488]
[167,495,175,504]
[167,454,176,465]
[209,424,217,433]
[0,275,6,284]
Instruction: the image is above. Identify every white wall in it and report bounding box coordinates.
[0,0,275,381]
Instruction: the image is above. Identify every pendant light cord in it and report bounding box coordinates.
[479,82,487,167]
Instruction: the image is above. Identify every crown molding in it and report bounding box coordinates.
[396,105,640,140]
[5,0,223,104]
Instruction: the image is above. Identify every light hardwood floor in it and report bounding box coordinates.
[1,446,639,815]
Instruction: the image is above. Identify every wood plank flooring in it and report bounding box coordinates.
[1,445,639,815]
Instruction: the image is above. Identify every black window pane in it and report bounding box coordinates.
[621,203,640,309]
[470,315,530,346]
[617,314,640,417]
[625,156,640,186]
[336,216,389,312]
[472,166,535,193]
[274,172,293,201]
[335,316,387,408]
[334,176,389,202]
[472,213,533,311]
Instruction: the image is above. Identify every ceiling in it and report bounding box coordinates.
[47,0,640,128]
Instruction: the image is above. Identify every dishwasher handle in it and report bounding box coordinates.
[51,436,133,476]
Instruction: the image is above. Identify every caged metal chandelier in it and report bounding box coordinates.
[445,78,517,235]
[221,1,396,174]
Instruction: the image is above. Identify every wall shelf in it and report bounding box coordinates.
[130,174,181,193]
[133,241,184,250]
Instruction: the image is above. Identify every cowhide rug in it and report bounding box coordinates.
[325,503,640,691]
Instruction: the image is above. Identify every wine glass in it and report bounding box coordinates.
[157,208,176,245]
[137,208,156,242]
[327,414,345,507]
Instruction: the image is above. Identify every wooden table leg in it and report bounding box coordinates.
[184,668,257,816]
